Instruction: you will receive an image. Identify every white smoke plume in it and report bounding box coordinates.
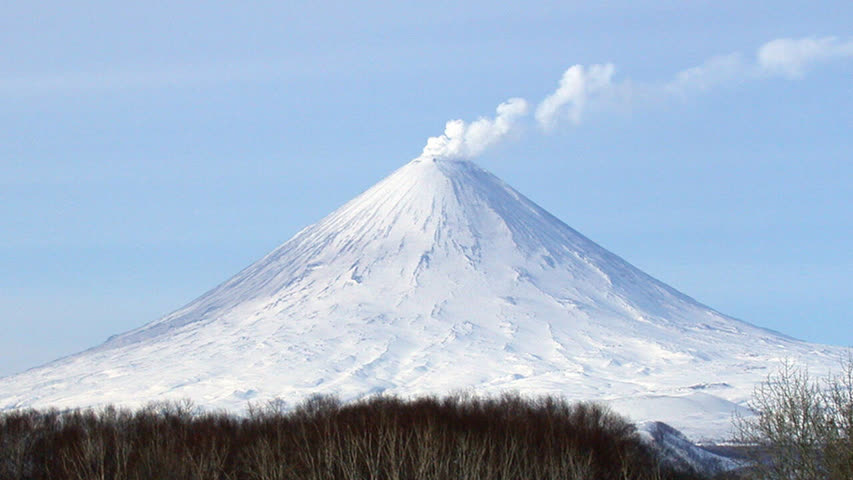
[535,64,617,131]
[669,36,853,93]
[666,53,748,95]
[417,97,529,161]
[757,36,853,78]
[417,35,852,161]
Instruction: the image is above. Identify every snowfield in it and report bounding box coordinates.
[0,157,843,442]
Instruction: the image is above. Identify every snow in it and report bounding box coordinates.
[638,421,743,474]
[0,157,845,442]
[610,391,751,442]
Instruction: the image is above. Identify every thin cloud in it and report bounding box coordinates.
[0,61,287,95]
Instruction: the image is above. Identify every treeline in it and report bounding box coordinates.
[0,394,706,480]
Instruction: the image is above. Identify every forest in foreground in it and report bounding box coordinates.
[0,394,711,480]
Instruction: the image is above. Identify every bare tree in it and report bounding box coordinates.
[734,354,853,479]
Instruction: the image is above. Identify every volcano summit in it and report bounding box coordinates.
[0,158,840,440]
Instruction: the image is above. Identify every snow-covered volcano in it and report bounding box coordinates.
[0,158,841,441]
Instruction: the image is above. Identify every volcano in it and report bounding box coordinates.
[0,158,840,440]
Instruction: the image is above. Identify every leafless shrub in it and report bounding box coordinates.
[734,354,853,479]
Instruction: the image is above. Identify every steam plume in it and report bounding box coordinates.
[667,53,748,94]
[417,35,852,161]
[535,64,617,130]
[417,98,528,161]
[757,36,853,77]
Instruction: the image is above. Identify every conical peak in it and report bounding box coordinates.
[318,156,600,273]
[323,157,494,239]
[103,154,719,354]
[408,156,473,166]
[2,149,830,444]
[399,156,479,181]
[356,158,493,216]
[390,157,510,201]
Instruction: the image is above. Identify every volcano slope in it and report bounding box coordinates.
[0,158,841,441]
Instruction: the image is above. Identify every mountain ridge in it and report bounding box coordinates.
[0,157,841,441]
[109,158,730,349]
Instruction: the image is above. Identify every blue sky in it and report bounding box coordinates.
[1,1,851,376]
